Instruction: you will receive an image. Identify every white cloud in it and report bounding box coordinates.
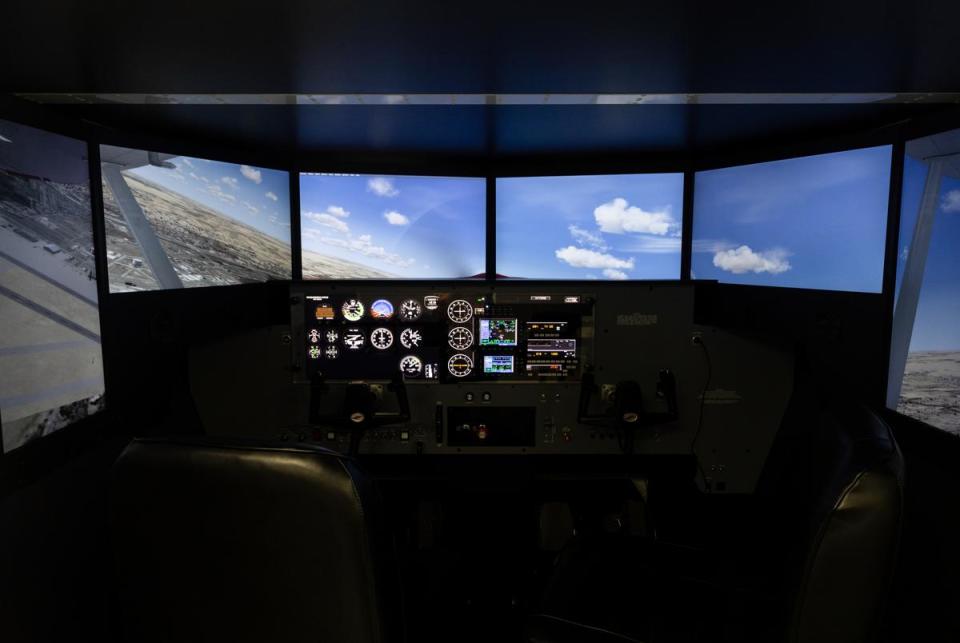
[180,157,194,168]
[316,232,414,267]
[221,176,239,189]
[240,164,262,184]
[712,245,791,274]
[692,238,729,253]
[367,176,399,197]
[384,210,410,226]
[942,189,960,213]
[242,200,259,214]
[200,176,210,183]
[602,268,629,280]
[268,215,291,228]
[555,246,634,270]
[303,211,350,233]
[265,191,278,201]
[622,236,682,254]
[189,172,199,180]
[594,197,675,236]
[569,224,608,250]
[206,183,236,202]
[326,205,349,218]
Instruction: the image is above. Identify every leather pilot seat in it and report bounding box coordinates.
[109,437,399,643]
[526,403,904,643]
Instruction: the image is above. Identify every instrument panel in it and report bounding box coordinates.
[294,289,594,384]
[191,282,796,492]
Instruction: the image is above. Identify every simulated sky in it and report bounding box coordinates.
[299,173,486,278]
[496,173,684,280]
[126,154,291,243]
[896,151,960,352]
[692,146,892,292]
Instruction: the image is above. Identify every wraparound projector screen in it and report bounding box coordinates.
[0,120,105,452]
[100,144,292,292]
[496,173,685,280]
[299,172,487,279]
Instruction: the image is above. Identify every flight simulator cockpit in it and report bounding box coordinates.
[2,68,960,643]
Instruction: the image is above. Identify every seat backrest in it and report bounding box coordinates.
[786,405,905,643]
[110,437,390,643]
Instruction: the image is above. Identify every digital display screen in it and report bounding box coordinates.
[887,129,960,435]
[692,146,891,292]
[100,145,291,293]
[496,173,684,280]
[299,173,486,279]
[479,318,518,346]
[0,120,105,452]
[483,355,515,374]
[527,338,577,357]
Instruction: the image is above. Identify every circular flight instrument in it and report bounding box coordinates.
[343,328,365,351]
[447,299,474,324]
[399,355,423,377]
[400,328,424,349]
[447,353,474,378]
[341,299,364,321]
[370,299,395,320]
[325,329,339,343]
[371,327,394,350]
[324,345,340,359]
[398,298,423,321]
[448,326,474,350]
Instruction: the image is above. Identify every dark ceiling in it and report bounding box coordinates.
[3,0,960,159]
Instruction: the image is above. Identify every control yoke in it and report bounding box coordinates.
[309,375,411,456]
[578,369,679,453]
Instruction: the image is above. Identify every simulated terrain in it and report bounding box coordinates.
[102,172,291,292]
[898,351,960,435]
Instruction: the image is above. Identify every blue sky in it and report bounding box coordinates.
[124,153,291,243]
[691,146,891,292]
[299,173,486,278]
[897,152,960,352]
[496,174,684,279]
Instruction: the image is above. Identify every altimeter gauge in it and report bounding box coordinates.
[399,298,423,321]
